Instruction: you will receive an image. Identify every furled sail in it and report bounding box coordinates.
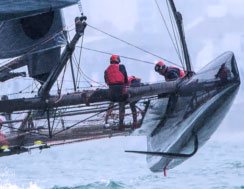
[0,10,66,59]
[0,0,79,21]
[27,47,61,83]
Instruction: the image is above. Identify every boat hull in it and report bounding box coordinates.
[139,52,240,172]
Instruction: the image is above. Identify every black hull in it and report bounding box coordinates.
[142,52,240,172]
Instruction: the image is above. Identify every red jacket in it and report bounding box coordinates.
[128,76,141,87]
[105,64,127,85]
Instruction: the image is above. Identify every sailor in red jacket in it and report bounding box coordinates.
[104,55,128,130]
[104,55,128,87]
[104,75,141,130]
[155,60,185,81]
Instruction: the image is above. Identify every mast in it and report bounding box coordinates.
[38,16,87,98]
[168,0,192,74]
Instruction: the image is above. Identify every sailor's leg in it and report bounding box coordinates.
[119,102,125,130]
[130,102,138,129]
[28,119,34,129]
[105,102,114,124]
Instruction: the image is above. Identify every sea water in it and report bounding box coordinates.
[0,133,244,189]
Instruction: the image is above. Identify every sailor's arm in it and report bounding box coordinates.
[104,70,108,84]
[119,64,128,84]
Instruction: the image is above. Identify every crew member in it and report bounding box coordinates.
[128,76,141,129]
[104,75,142,130]
[154,61,185,81]
[104,55,128,130]
[154,61,185,116]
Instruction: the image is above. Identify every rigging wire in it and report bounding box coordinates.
[65,27,95,88]
[166,0,185,70]
[2,123,50,137]
[72,54,106,87]
[1,96,156,138]
[86,24,181,68]
[72,53,93,87]
[52,117,62,134]
[52,103,119,137]
[76,46,155,65]
[50,108,59,134]
[6,83,33,96]
[0,76,41,95]
[153,0,183,66]
[76,36,84,87]
[78,0,84,16]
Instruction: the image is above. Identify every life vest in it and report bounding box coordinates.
[128,76,141,87]
[105,64,125,85]
[165,66,185,81]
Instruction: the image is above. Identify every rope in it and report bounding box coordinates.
[87,24,181,68]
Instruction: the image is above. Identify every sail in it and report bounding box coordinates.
[27,47,61,83]
[0,10,66,59]
[0,0,79,21]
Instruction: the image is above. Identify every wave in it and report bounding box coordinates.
[52,180,126,189]
[0,182,41,189]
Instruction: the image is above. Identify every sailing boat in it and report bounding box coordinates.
[0,0,240,173]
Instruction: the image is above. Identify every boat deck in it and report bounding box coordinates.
[6,124,134,147]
